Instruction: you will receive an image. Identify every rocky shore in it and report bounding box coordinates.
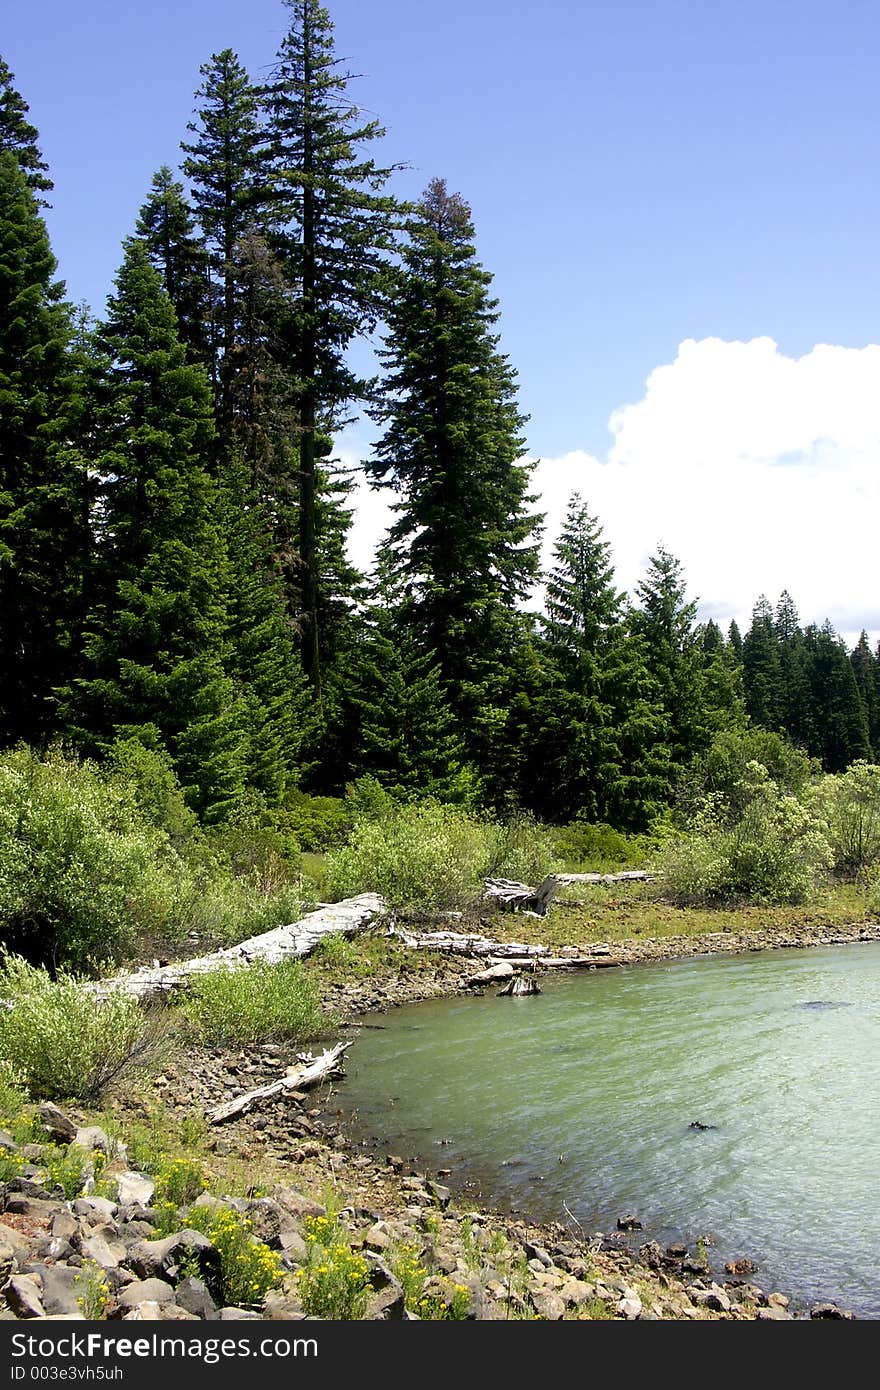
[2,912,873,1323]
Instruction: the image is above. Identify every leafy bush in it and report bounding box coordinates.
[181,958,323,1046]
[551,820,653,870]
[0,954,170,1101]
[326,801,488,911]
[661,771,832,905]
[327,800,559,911]
[810,762,880,876]
[280,791,351,851]
[676,728,819,827]
[0,746,185,970]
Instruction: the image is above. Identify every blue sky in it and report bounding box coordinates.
[6,0,880,642]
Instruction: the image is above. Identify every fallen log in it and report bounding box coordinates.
[483,870,658,915]
[207,1042,352,1125]
[389,923,549,958]
[96,894,387,1002]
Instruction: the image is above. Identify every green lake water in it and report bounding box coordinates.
[333,942,880,1317]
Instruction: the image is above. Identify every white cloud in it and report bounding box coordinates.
[346,337,880,649]
[533,337,880,648]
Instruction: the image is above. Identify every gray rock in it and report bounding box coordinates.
[114,1172,155,1207]
[691,1285,731,1313]
[117,1278,176,1309]
[757,1305,794,1320]
[39,1104,78,1144]
[427,1182,451,1209]
[4,1274,46,1318]
[80,1233,126,1269]
[73,1127,115,1157]
[271,1186,325,1220]
[174,1277,218,1321]
[530,1289,566,1320]
[810,1302,855,1320]
[618,1294,643,1319]
[127,1229,215,1280]
[23,1264,82,1317]
[278,1230,308,1264]
[73,1196,117,1222]
[219,1307,262,1320]
[122,1301,199,1321]
[3,1195,66,1219]
[616,1214,643,1231]
[262,1291,306,1320]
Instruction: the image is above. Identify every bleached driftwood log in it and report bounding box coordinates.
[390,922,550,958]
[97,894,386,1003]
[207,1042,352,1125]
[483,870,657,916]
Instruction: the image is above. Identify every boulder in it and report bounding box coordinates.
[117,1278,175,1309]
[114,1173,156,1207]
[3,1274,46,1318]
[39,1104,78,1144]
[174,1277,218,1321]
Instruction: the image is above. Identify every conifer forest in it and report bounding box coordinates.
[2,0,878,838]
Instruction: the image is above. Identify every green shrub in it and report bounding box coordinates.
[811,762,880,877]
[676,728,819,827]
[280,791,351,851]
[327,800,557,911]
[154,1155,207,1208]
[0,954,170,1102]
[181,958,323,1046]
[660,771,832,905]
[42,1144,95,1200]
[0,746,186,971]
[551,820,652,871]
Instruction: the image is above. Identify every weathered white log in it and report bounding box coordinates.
[207,1042,352,1124]
[96,894,387,1002]
[389,923,549,958]
[483,870,657,916]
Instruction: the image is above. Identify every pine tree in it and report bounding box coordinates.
[366,178,541,782]
[803,622,871,771]
[631,545,717,772]
[220,459,312,801]
[263,0,400,690]
[64,239,245,820]
[346,563,465,800]
[181,48,267,431]
[135,166,212,370]
[742,595,784,731]
[0,57,52,203]
[851,630,880,756]
[0,152,86,745]
[773,589,814,749]
[526,496,668,826]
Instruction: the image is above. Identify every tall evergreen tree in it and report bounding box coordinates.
[851,630,880,756]
[0,152,85,745]
[742,595,784,731]
[0,57,52,203]
[366,177,541,782]
[262,0,400,690]
[631,545,718,772]
[64,240,245,819]
[803,621,871,772]
[526,496,669,826]
[135,166,212,370]
[220,459,312,801]
[345,561,465,800]
[773,589,814,749]
[181,49,267,431]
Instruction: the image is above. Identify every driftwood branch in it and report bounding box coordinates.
[207,1042,352,1125]
[97,894,387,1002]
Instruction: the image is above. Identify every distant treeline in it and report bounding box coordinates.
[1,2,877,832]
